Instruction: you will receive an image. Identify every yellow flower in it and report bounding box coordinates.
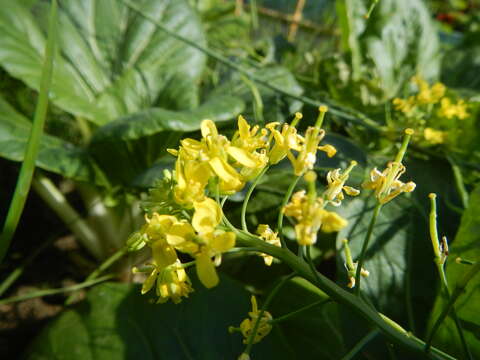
[321,211,348,233]
[284,190,347,245]
[413,76,445,105]
[256,224,281,266]
[424,128,446,144]
[165,198,235,288]
[288,126,336,176]
[238,296,273,344]
[266,113,303,165]
[323,160,360,206]
[437,98,469,119]
[232,115,268,152]
[392,96,416,114]
[173,153,211,206]
[362,162,416,204]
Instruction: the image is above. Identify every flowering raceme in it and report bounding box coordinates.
[132,108,353,303]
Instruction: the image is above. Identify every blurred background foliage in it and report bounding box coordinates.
[0,0,479,359]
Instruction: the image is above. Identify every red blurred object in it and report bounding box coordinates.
[436,12,456,24]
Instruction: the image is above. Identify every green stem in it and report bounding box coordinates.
[425,262,480,356]
[277,175,301,248]
[354,203,382,295]
[244,273,296,355]
[0,0,57,265]
[306,245,322,287]
[0,236,56,297]
[65,247,128,305]
[448,156,469,209]
[32,174,103,260]
[241,166,269,232]
[235,231,454,360]
[341,329,380,360]
[270,298,330,324]
[0,275,112,305]
[121,0,380,131]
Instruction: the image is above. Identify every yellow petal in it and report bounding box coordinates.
[192,198,222,234]
[238,115,250,139]
[210,231,236,253]
[141,269,158,294]
[209,157,243,188]
[151,240,178,268]
[227,146,262,168]
[201,119,218,138]
[196,252,219,288]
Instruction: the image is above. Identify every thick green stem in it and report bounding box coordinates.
[354,203,382,295]
[32,175,103,260]
[241,166,269,232]
[236,231,455,360]
[277,175,301,248]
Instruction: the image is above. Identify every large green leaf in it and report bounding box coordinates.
[441,32,480,92]
[91,95,245,143]
[337,0,440,98]
[0,0,206,124]
[428,184,480,359]
[0,96,102,184]
[26,277,292,360]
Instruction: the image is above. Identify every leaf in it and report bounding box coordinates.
[338,0,440,98]
[25,277,295,360]
[209,65,303,123]
[269,277,347,359]
[0,96,103,184]
[91,95,245,143]
[0,0,206,124]
[336,156,462,337]
[441,32,480,91]
[427,184,480,359]
[336,194,422,319]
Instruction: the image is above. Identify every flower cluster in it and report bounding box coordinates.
[284,167,359,246]
[168,109,336,208]
[132,109,339,302]
[229,296,273,345]
[131,198,235,303]
[392,76,470,146]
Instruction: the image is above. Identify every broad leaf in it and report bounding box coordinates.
[337,0,440,98]
[26,277,293,360]
[91,95,245,143]
[0,0,206,124]
[428,184,480,359]
[0,96,103,184]
[442,32,480,92]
